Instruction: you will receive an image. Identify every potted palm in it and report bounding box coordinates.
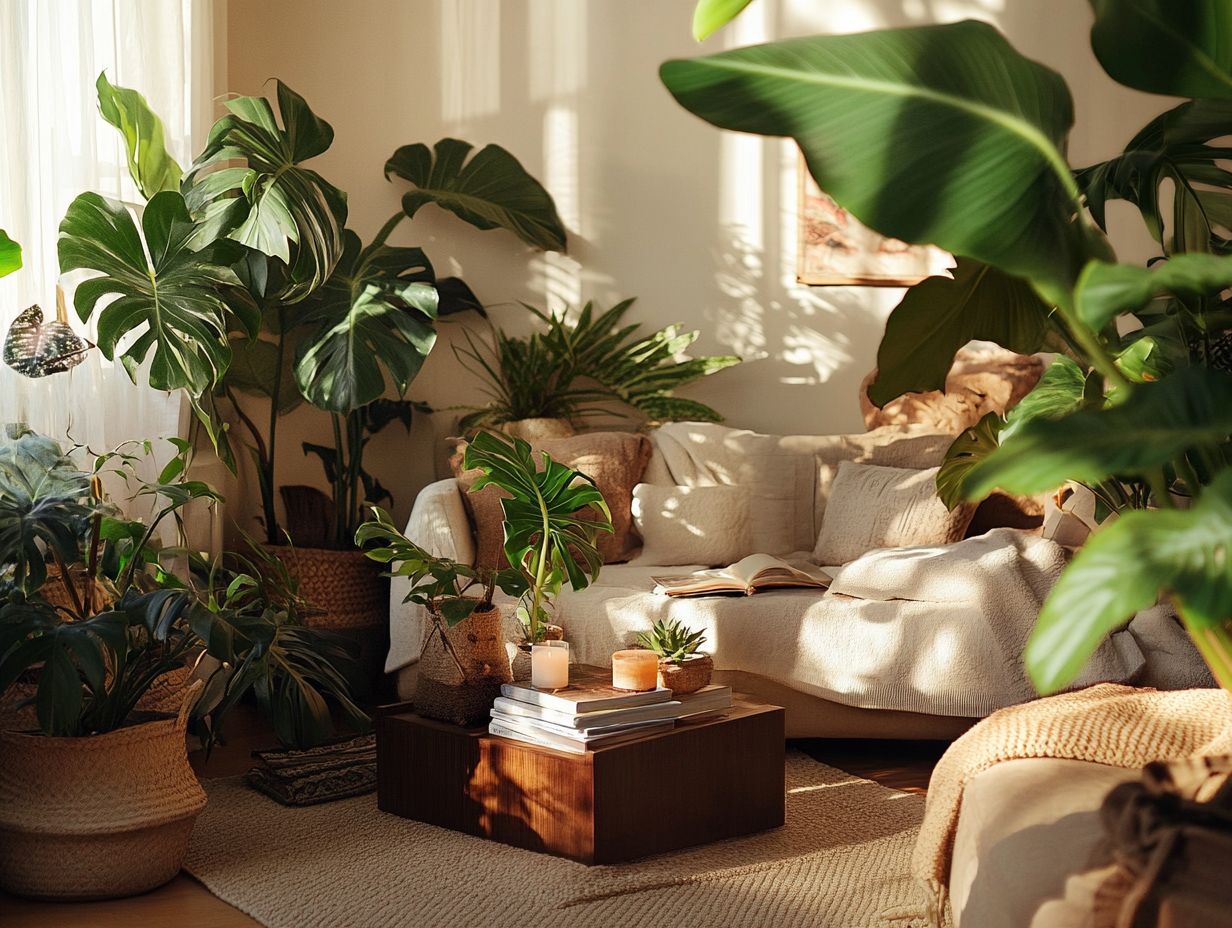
[55,74,567,631]
[636,618,714,696]
[453,298,741,438]
[357,507,524,724]
[427,430,613,682]
[0,428,370,899]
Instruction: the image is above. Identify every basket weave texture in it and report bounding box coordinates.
[658,654,714,696]
[415,605,511,726]
[0,683,206,900]
[269,545,388,630]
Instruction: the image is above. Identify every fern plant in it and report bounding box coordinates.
[636,619,707,665]
[455,298,741,431]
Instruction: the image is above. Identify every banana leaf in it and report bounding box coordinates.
[95,72,182,200]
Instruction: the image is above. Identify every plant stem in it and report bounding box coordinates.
[266,315,288,545]
[371,212,405,249]
[1175,454,1203,502]
[50,547,86,620]
[347,411,363,546]
[331,414,347,548]
[527,489,553,643]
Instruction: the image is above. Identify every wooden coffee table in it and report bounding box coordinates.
[376,690,785,864]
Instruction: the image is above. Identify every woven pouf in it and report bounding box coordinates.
[415,606,512,726]
[0,686,206,900]
[268,545,388,630]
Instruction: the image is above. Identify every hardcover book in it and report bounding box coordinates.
[500,665,672,714]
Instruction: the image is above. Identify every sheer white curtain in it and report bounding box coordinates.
[0,0,214,481]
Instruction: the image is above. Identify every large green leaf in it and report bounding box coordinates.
[462,431,611,595]
[692,0,756,41]
[186,81,346,302]
[1001,355,1090,442]
[1089,0,1232,100]
[0,229,21,278]
[224,336,303,413]
[1075,99,1232,251]
[660,21,1102,295]
[294,230,439,413]
[58,191,240,396]
[964,367,1232,498]
[936,412,1004,510]
[58,191,244,463]
[1025,470,1232,694]
[868,258,1052,407]
[95,72,182,200]
[1075,255,1232,334]
[385,138,567,252]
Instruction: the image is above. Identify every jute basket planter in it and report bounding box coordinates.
[268,545,388,631]
[415,604,512,726]
[657,654,714,696]
[0,682,206,900]
[1,665,194,732]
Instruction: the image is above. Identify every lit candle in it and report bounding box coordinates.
[612,649,659,691]
[531,641,569,690]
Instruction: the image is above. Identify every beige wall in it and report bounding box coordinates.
[224,0,1165,535]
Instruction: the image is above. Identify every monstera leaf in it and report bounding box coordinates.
[868,258,1052,407]
[661,21,1105,298]
[385,138,567,252]
[294,230,439,413]
[964,367,1232,499]
[692,0,756,41]
[95,72,183,200]
[1076,98,1232,251]
[936,413,1005,510]
[462,430,612,594]
[1025,469,1232,694]
[57,191,251,460]
[0,229,20,277]
[1089,0,1232,100]
[186,81,346,302]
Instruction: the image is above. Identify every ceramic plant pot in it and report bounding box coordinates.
[657,654,714,697]
[0,686,206,900]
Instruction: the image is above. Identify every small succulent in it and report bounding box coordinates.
[636,619,707,665]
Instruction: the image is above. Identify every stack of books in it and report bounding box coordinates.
[488,666,733,755]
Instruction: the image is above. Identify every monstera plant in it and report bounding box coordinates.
[54,75,566,561]
[663,1,1232,692]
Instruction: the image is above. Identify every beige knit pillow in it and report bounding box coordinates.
[632,484,753,567]
[813,462,975,566]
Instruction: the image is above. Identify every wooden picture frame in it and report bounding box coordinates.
[796,153,951,286]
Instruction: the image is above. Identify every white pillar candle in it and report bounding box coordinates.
[531,641,569,690]
[612,649,659,691]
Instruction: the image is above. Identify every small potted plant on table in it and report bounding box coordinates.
[637,619,714,696]
[358,507,525,725]
[460,430,613,682]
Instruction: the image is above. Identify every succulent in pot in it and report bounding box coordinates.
[636,618,714,696]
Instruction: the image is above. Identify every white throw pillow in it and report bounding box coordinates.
[812,462,975,565]
[632,484,753,567]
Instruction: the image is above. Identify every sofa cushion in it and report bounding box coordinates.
[631,484,753,567]
[455,431,652,568]
[813,462,975,564]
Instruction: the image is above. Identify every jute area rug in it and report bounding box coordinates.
[186,751,934,928]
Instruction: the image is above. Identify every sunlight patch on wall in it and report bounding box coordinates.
[544,104,581,237]
[784,0,885,34]
[529,0,586,101]
[439,0,501,124]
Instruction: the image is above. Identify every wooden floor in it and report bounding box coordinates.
[0,707,946,927]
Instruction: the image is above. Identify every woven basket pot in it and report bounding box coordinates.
[657,654,714,697]
[0,683,206,900]
[268,545,388,630]
[0,664,193,733]
[415,605,512,726]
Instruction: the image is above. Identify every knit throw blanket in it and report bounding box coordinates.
[901,684,1232,926]
[246,735,376,806]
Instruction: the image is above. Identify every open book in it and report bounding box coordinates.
[652,553,831,598]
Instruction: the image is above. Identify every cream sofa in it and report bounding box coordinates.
[386,424,1204,739]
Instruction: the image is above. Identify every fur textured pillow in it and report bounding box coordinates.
[813,462,976,565]
[454,431,652,568]
[631,484,753,567]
